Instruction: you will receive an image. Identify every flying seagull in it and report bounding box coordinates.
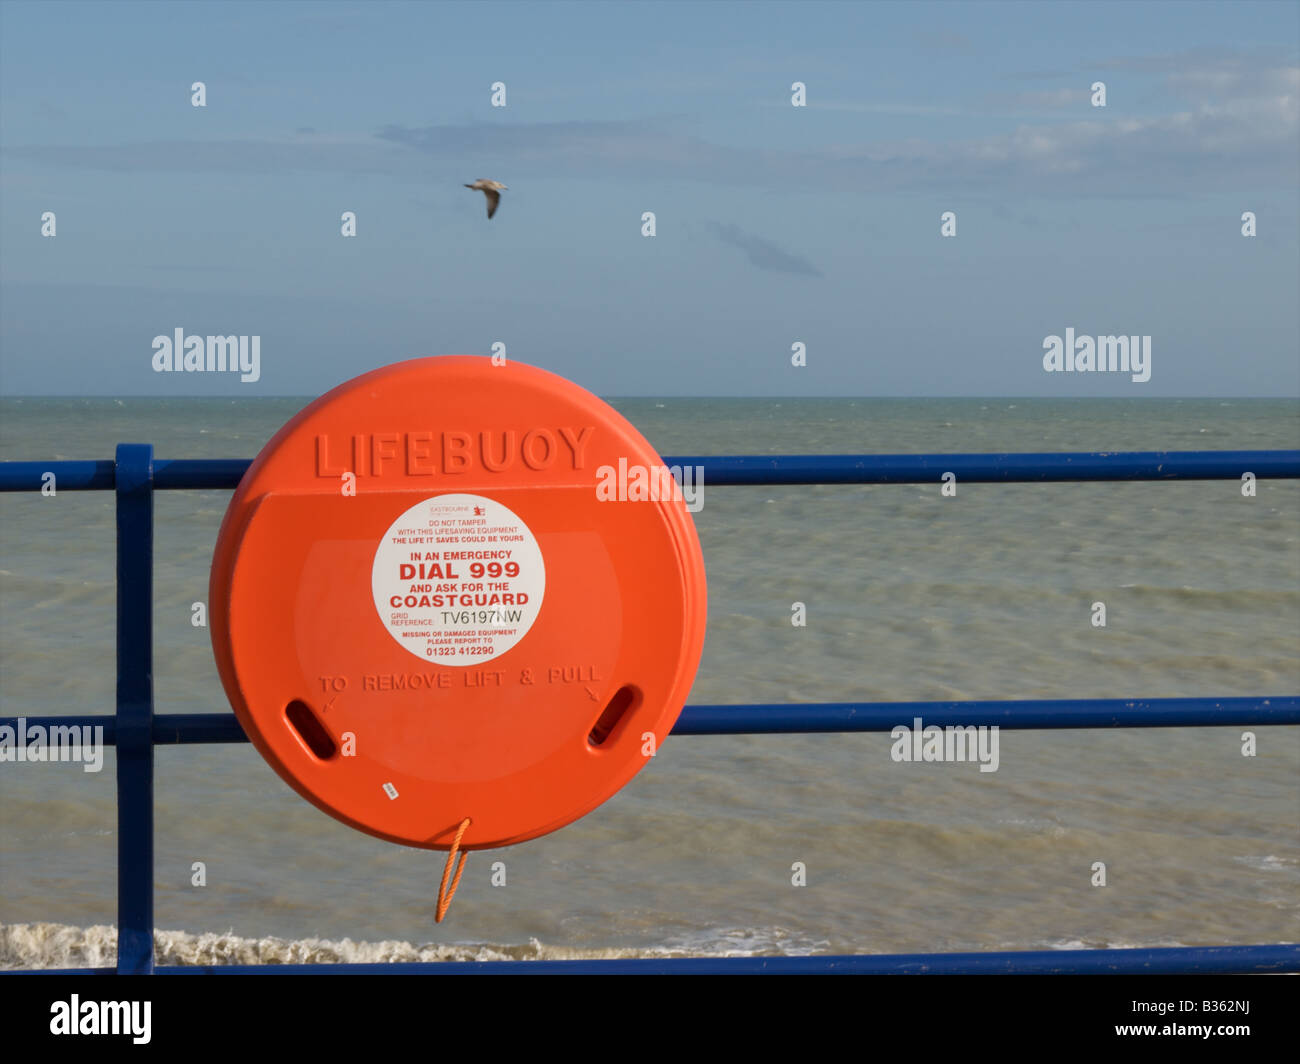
[465,178,508,219]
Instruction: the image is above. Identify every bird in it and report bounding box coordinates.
[464,179,508,219]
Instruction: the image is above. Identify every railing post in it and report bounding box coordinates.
[115,443,154,974]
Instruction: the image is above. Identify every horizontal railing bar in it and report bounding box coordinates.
[4,697,1295,746]
[677,697,1300,732]
[154,459,252,490]
[667,451,1300,485]
[0,459,116,491]
[16,942,1300,975]
[2,450,1298,491]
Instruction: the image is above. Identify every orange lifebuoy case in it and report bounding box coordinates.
[210,357,707,851]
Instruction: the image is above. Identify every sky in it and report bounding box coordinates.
[0,0,1297,396]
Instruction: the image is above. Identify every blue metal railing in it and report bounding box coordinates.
[2,450,1298,492]
[2,446,1299,975]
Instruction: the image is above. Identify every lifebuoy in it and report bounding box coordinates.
[209,356,707,859]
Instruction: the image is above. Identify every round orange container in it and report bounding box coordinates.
[209,356,707,852]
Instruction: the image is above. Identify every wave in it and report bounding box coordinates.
[0,921,829,969]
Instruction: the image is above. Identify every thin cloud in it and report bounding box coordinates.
[7,54,1295,197]
[985,88,1087,110]
[1092,45,1293,75]
[912,30,975,54]
[801,100,965,116]
[707,222,823,278]
[3,136,415,175]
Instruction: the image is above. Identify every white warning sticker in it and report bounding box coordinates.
[371,493,545,666]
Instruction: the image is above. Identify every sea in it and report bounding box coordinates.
[1,396,1297,968]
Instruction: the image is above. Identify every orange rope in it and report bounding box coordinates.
[435,817,471,923]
